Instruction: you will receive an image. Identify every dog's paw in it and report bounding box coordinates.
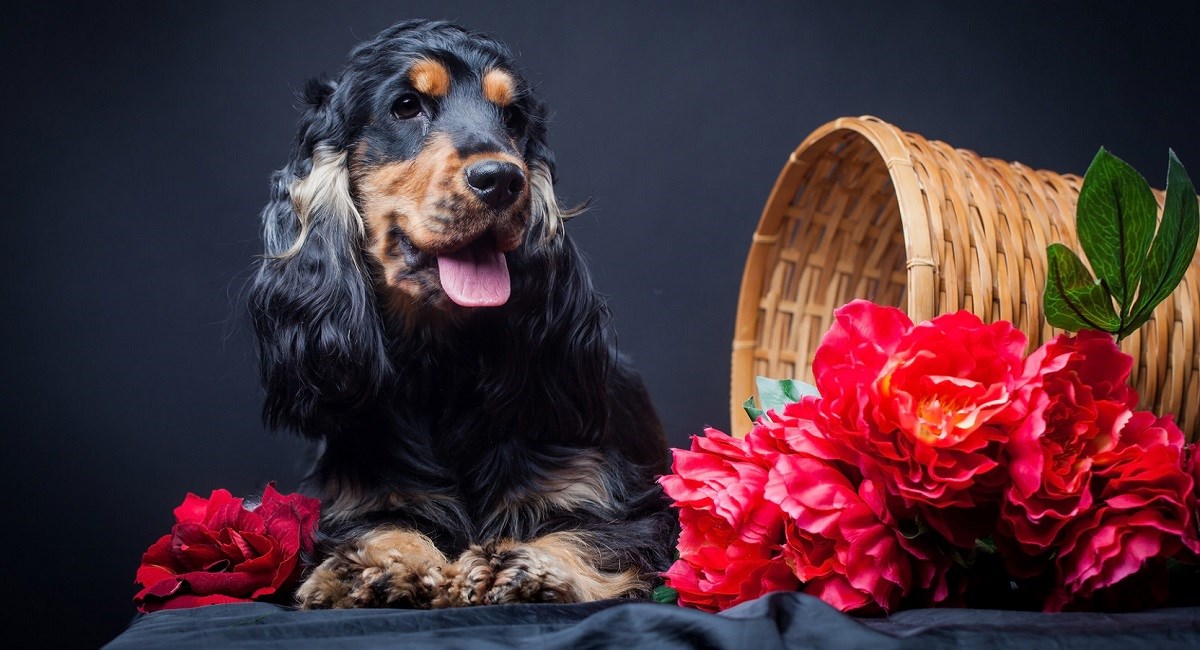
[296,553,360,609]
[439,533,649,606]
[438,542,578,606]
[296,529,449,609]
[436,543,498,607]
[484,545,581,604]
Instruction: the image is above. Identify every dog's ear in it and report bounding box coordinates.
[300,75,337,109]
[522,97,584,242]
[249,77,392,437]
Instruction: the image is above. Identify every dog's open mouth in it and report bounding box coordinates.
[435,235,510,307]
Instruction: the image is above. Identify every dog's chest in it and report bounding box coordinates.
[382,332,618,538]
[466,447,617,540]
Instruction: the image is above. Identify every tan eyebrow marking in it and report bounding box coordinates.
[408,58,451,97]
[482,69,515,106]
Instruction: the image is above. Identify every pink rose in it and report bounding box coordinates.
[659,428,781,543]
[659,429,797,611]
[765,454,923,612]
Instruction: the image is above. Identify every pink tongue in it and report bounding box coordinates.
[437,242,511,307]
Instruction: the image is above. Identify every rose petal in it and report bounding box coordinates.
[172,493,213,524]
[198,489,241,526]
[257,484,321,556]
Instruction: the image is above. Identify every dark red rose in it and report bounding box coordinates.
[134,483,320,613]
[1187,442,1200,552]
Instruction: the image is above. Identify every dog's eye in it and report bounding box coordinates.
[391,93,422,120]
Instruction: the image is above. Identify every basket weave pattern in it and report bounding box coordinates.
[732,116,1200,439]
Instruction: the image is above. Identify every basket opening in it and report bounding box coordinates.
[746,131,908,390]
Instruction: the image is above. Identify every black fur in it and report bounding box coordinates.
[248,19,674,596]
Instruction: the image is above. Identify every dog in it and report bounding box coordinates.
[248,19,674,609]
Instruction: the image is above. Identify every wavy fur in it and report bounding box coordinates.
[248,19,673,605]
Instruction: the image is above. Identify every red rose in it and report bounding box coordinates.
[663,509,800,612]
[664,300,1196,614]
[1046,413,1194,611]
[807,300,1024,545]
[659,429,798,611]
[1001,331,1137,555]
[748,397,854,466]
[134,483,320,613]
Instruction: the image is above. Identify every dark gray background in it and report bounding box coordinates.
[2,2,1197,646]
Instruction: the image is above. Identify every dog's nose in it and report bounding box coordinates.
[465,161,525,209]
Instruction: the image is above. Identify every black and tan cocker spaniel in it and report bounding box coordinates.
[248,19,674,608]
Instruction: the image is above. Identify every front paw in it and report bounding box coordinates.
[486,547,581,604]
[438,542,580,606]
[296,529,449,609]
[296,553,360,609]
[437,543,497,607]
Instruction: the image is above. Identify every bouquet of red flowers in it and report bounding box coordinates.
[661,301,1200,613]
[659,149,1200,613]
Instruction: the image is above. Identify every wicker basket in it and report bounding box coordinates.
[731,115,1200,439]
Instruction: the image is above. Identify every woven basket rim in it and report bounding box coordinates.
[731,115,937,433]
[730,114,1198,441]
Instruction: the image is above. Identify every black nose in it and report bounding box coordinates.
[465,161,525,209]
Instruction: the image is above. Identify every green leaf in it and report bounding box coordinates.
[1076,148,1159,312]
[745,377,820,422]
[1043,243,1120,333]
[742,396,764,423]
[1125,150,1199,337]
[651,584,679,605]
[755,376,819,414]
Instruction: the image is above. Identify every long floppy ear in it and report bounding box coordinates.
[249,77,392,438]
[522,97,585,243]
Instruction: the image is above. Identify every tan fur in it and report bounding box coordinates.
[281,147,364,260]
[352,133,530,315]
[439,533,646,606]
[484,452,614,531]
[528,160,587,241]
[523,532,646,601]
[408,58,451,97]
[537,456,613,512]
[353,529,448,567]
[296,528,449,609]
[481,69,515,106]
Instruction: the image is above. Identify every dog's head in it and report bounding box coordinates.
[251,20,574,433]
[265,20,569,315]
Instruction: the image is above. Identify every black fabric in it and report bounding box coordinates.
[105,593,1200,649]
